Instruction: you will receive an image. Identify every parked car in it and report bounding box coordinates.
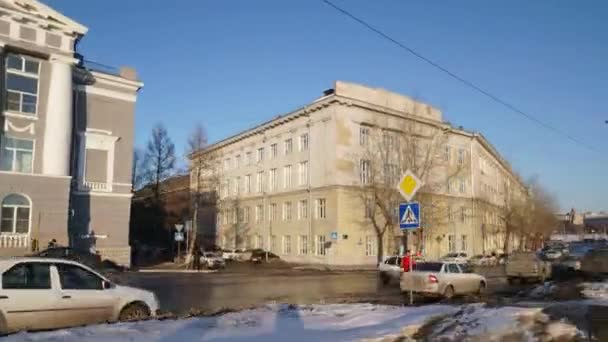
[0,258,158,334]
[580,248,608,276]
[249,249,280,263]
[554,244,595,274]
[222,249,247,261]
[541,249,564,261]
[200,251,226,269]
[400,262,486,299]
[440,253,469,264]
[378,256,402,284]
[469,255,497,266]
[506,251,552,284]
[31,247,126,274]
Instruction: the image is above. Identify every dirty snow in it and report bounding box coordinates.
[1,303,583,342]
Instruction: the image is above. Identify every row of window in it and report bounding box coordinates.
[223,134,309,171]
[0,194,30,234]
[6,55,40,115]
[447,234,468,253]
[219,198,327,225]
[230,234,327,256]
[221,161,309,197]
[2,262,105,290]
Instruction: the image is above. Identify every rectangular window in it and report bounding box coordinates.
[448,235,455,252]
[6,55,39,115]
[298,235,308,255]
[447,180,452,193]
[298,161,308,186]
[235,155,241,168]
[224,158,231,171]
[246,152,252,165]
[365,199,374,219]
[284,138,293,155]
[269,203,277,221]
[283,165,292,188]
[461,234,467,251]
[269,168,277,191]
[298,199,308,219]
[460,206,467,223]
[2,263,50,289]
[255,205,264,223]
[360,126,370,146]
[270,143,278,159]
[257,147,264,163]
[0,136,34,173]
[316,235,326,255]
[447,206,454,223]
[283,235,292,254]
[299,134,309,151]
[315,198,327,219]
[233,178,239,195]
[282,201,292,221]
[457,148,465,165]
[444,145,451,162]
[384,163,398,186]
[256,171,264,193]
[255,234,263,249]
[365,236,377,256]
[360,159,371,185]
[271,235,277,252]
[243,207,250,223]
[459,178,466,193]
[245,174,252,193]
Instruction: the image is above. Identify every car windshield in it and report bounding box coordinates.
[444,253,458,258]
[415,262,443,272]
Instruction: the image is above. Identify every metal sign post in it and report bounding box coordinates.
[175,224,184,263]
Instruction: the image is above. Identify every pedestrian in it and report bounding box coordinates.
[192,240,202,270]
[402,249,416,272]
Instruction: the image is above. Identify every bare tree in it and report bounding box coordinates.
[358,119,465,262]
[131,147,147,192]
[144,123,176,200]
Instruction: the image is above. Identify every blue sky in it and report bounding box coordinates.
[46,0,608,212]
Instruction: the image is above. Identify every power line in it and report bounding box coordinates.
[322,0,599,153]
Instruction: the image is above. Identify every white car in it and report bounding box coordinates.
[222,249,247,261]
[200,252,226,269]
[400,262,487,299]
[0,258,158,334]
[441,252,470,264]
[378,256,403,284]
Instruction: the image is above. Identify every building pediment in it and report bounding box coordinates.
[0,0,87,35]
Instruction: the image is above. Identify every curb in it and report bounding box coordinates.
[138,269,218,274]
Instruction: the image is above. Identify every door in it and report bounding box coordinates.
[445,263,469,293]
[53,263,117,326]
[0,262,63,332]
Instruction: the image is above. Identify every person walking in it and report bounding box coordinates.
[401,249,416,272]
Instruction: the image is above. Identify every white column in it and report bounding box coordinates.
[42,55,75,176]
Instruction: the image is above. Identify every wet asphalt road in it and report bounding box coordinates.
[115,264,515,315]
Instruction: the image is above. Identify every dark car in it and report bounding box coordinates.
[31,247,126,273]
[248,249,280,263]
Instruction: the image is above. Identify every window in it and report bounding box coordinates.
[282,202,292,221]
[384,163,398,186]
[315,198,327,219]
[284,138,293,155]
[360,126,370,146]
[269,203,277,221]
[257,147,264,163]
[270,143,278,159]
[2,263,50,289]
[446,180,452,193]
[232,178,239,195]
[448,235,455,252]
[460,206,467,223]
[232,208,238,224]
[254,234,263,249]
[298,200,308,219]
[269,168,278,191]
[235,155,241,168]
[255,205,264,223]
[256,171,264,193]
[459,178,466,193]
[1,194,30,234]
[6,55,39,114]
[224,158,231,171]
[382,131,397,151]
[315,235,326,255]
[299,134,309,151]
[243,207,250,223]
[246,152,253,165]
[0,137,34,173]
[298,235,308,255]
[360,159,371,185]
[56,263,103,290]
[271,235,277,252]
[444,145,451,162]
[447,206,454,223]
[365,235,377,256]
[283,165,292,188]
[282,236,291,254]
[457,148,465,165]
[447,264,461,274]
[461,234,467,251]
[298,161,308,186]
[365,199,374,218]
[245,174,252,193]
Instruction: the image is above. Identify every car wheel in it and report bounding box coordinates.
[379,272,390,285]
[443,285,455,300]
[478,281,486,295]
[119,302,151,321]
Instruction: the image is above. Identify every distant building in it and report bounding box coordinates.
[0,0,142,265]
[191,81,527,265]
[584,212,608,234]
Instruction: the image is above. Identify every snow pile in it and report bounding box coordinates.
[423,303,582,341]
[580,282,608,300]
[529,281,557,299]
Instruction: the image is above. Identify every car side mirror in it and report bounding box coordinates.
[102,281,114,290]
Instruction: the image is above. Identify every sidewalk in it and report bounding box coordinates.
[292,264,376,272]
[136,261,218,273]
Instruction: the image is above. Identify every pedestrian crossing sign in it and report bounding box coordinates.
[399,202,420,230]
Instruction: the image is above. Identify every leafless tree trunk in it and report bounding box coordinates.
[144,123,176,200]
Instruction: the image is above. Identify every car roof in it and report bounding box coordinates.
[0,257,105,276]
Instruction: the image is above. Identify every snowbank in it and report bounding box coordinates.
[580,282,608,300]
[2,303,582,342]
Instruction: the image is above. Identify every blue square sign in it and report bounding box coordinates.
[399,202,420,230]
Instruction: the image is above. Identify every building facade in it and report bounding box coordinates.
[0,0,142,265]
[191,81,526,265]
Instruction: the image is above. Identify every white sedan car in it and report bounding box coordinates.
[378,256,403,284]
[0,258,159,334]
[441,252,470,264]
[400,262,486,299]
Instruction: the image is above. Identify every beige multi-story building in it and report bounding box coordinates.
[191,81,527,265]
[0,0,142,265]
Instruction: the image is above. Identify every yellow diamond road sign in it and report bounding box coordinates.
[397,170,423,202]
